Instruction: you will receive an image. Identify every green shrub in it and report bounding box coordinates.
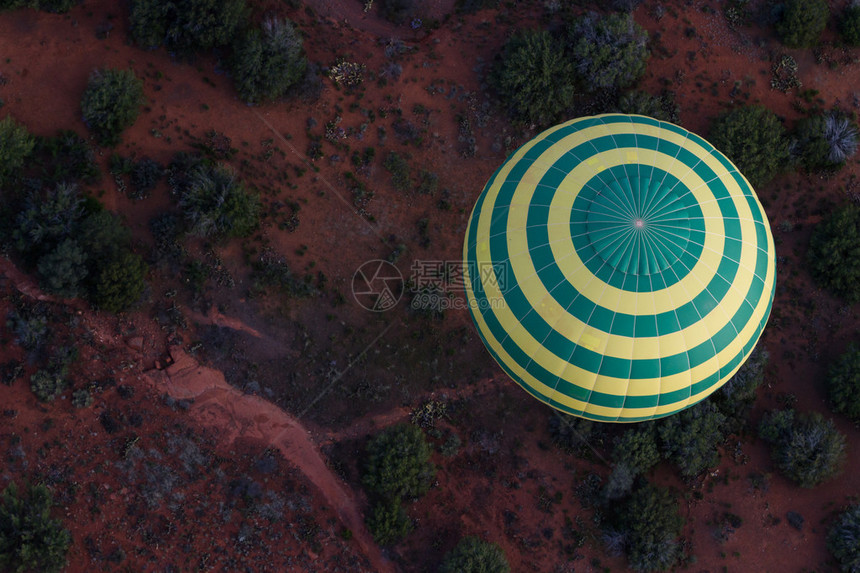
[658,401,727,477]
[383,152,412,192]
[607,484,684,572]
[758,409,846,487]
[567,11,649,94]
[377,0,417,24]
[71,388,93,408]
[13,183,84,262]
[808,203,860,303]
[615,90,679,123]
[90,251,148,313]
[176,163,260,238]
[794,113,858,171]
[613,425,661,476]
[129,0,248,53]
[708,105,790,187]
[362,424,436,500]
[6,305,49,352]
[30,368,67,402]
[0,115,35,187]
[775,0,829,48]
[548,412,606,456]
[365,499,412,545]
[230,17,307,104]
[81,68,145,147]
[0,482,71,573]
[490,29,575,126]
[827,345,860,422]
[439,536,510,573]
[840,4,860,46]
[713,348,769,431]
[827,504,860,572]
[32,130,100,186]
[37,238,88,298]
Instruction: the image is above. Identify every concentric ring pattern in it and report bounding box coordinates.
[463,114,776,422]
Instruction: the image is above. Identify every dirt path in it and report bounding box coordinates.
[144,348,395,573]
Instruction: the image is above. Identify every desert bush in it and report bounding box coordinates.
[13,182,84,261]
[0,482,71,573]
[365,499,412,545]
[615,90,679,123]
[808,203,860,303]
[0,115,35,187]
[827,345,860,423]
[758,409,846,487]
[37,238,89,298]
[794,113,858,171]
[490,29,575,126]
[32,130,100,186]
[567,12,649,94]
[129,157,162,198]
[604,462,637,501]
[658,401,727,477]
[383,152,412,192]
[81,68,145,147]
[828,504,860,572]
[775,0,829,48]
[231,17,307,104]
[6,304,49,352]
[176,163,260,238]
[613,424,661,476]
[128,0,248,53]
[90,251,148,313]
[376,0,417,24]
[713,348,769,431]
[708,105,790,187]
[36,0,78,12]
[71,388,93,408]
[549,412,607,456]
[439,536,510,573]
[607,483,684,572]
[30,368,67,402]
[840,3,860,46]
[362,423,435,500]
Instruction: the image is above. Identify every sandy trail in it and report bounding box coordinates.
[144,347,395,573]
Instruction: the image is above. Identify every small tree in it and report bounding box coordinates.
[708,105,790,187]
[827,345,860,423]
[362,424,435,500]
[376,0,417,25]
[128,0,248,53]
[713,348,769,431]
[758,409,846,488]
[37,238,88,298]
[567,11,649,94]
[808,203,860,303]
[840,3,860,46]
[0,115,35,187]
[177,163,260,238]
[231,18,308,104]
[775,0,829,48]
[490,29,575,126]
[794,113,858,171]
[828,504,860,572]
[608,484,684,572]
[658,401,727,478]
[81,68,145,147]
[615,90,679,123]
[0,482,71,573]
[365,499,413,546]
[439,536,510,573]
[13,182,85,262]
[90,251,148,313]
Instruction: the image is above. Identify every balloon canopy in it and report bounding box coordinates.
[463,114,775,422]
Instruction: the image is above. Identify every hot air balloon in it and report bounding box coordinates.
[463,114,775,422]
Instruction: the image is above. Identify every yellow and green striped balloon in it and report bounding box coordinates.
[463,114,775,422]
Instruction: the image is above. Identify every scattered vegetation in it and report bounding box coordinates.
[230,17,307,104]
[775,0,829,48]
[827,345,860,423]
[128,0,248,53]
[80,68,145,147]
[0,482,71,573]
[808,203,860,303]
[758,409,846,488]
[490,29,575,126]
[439,536,510,573]
[0,115,34,187]
[827,504,860,572]
[567,11,649,94]
[708,105,790,187]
